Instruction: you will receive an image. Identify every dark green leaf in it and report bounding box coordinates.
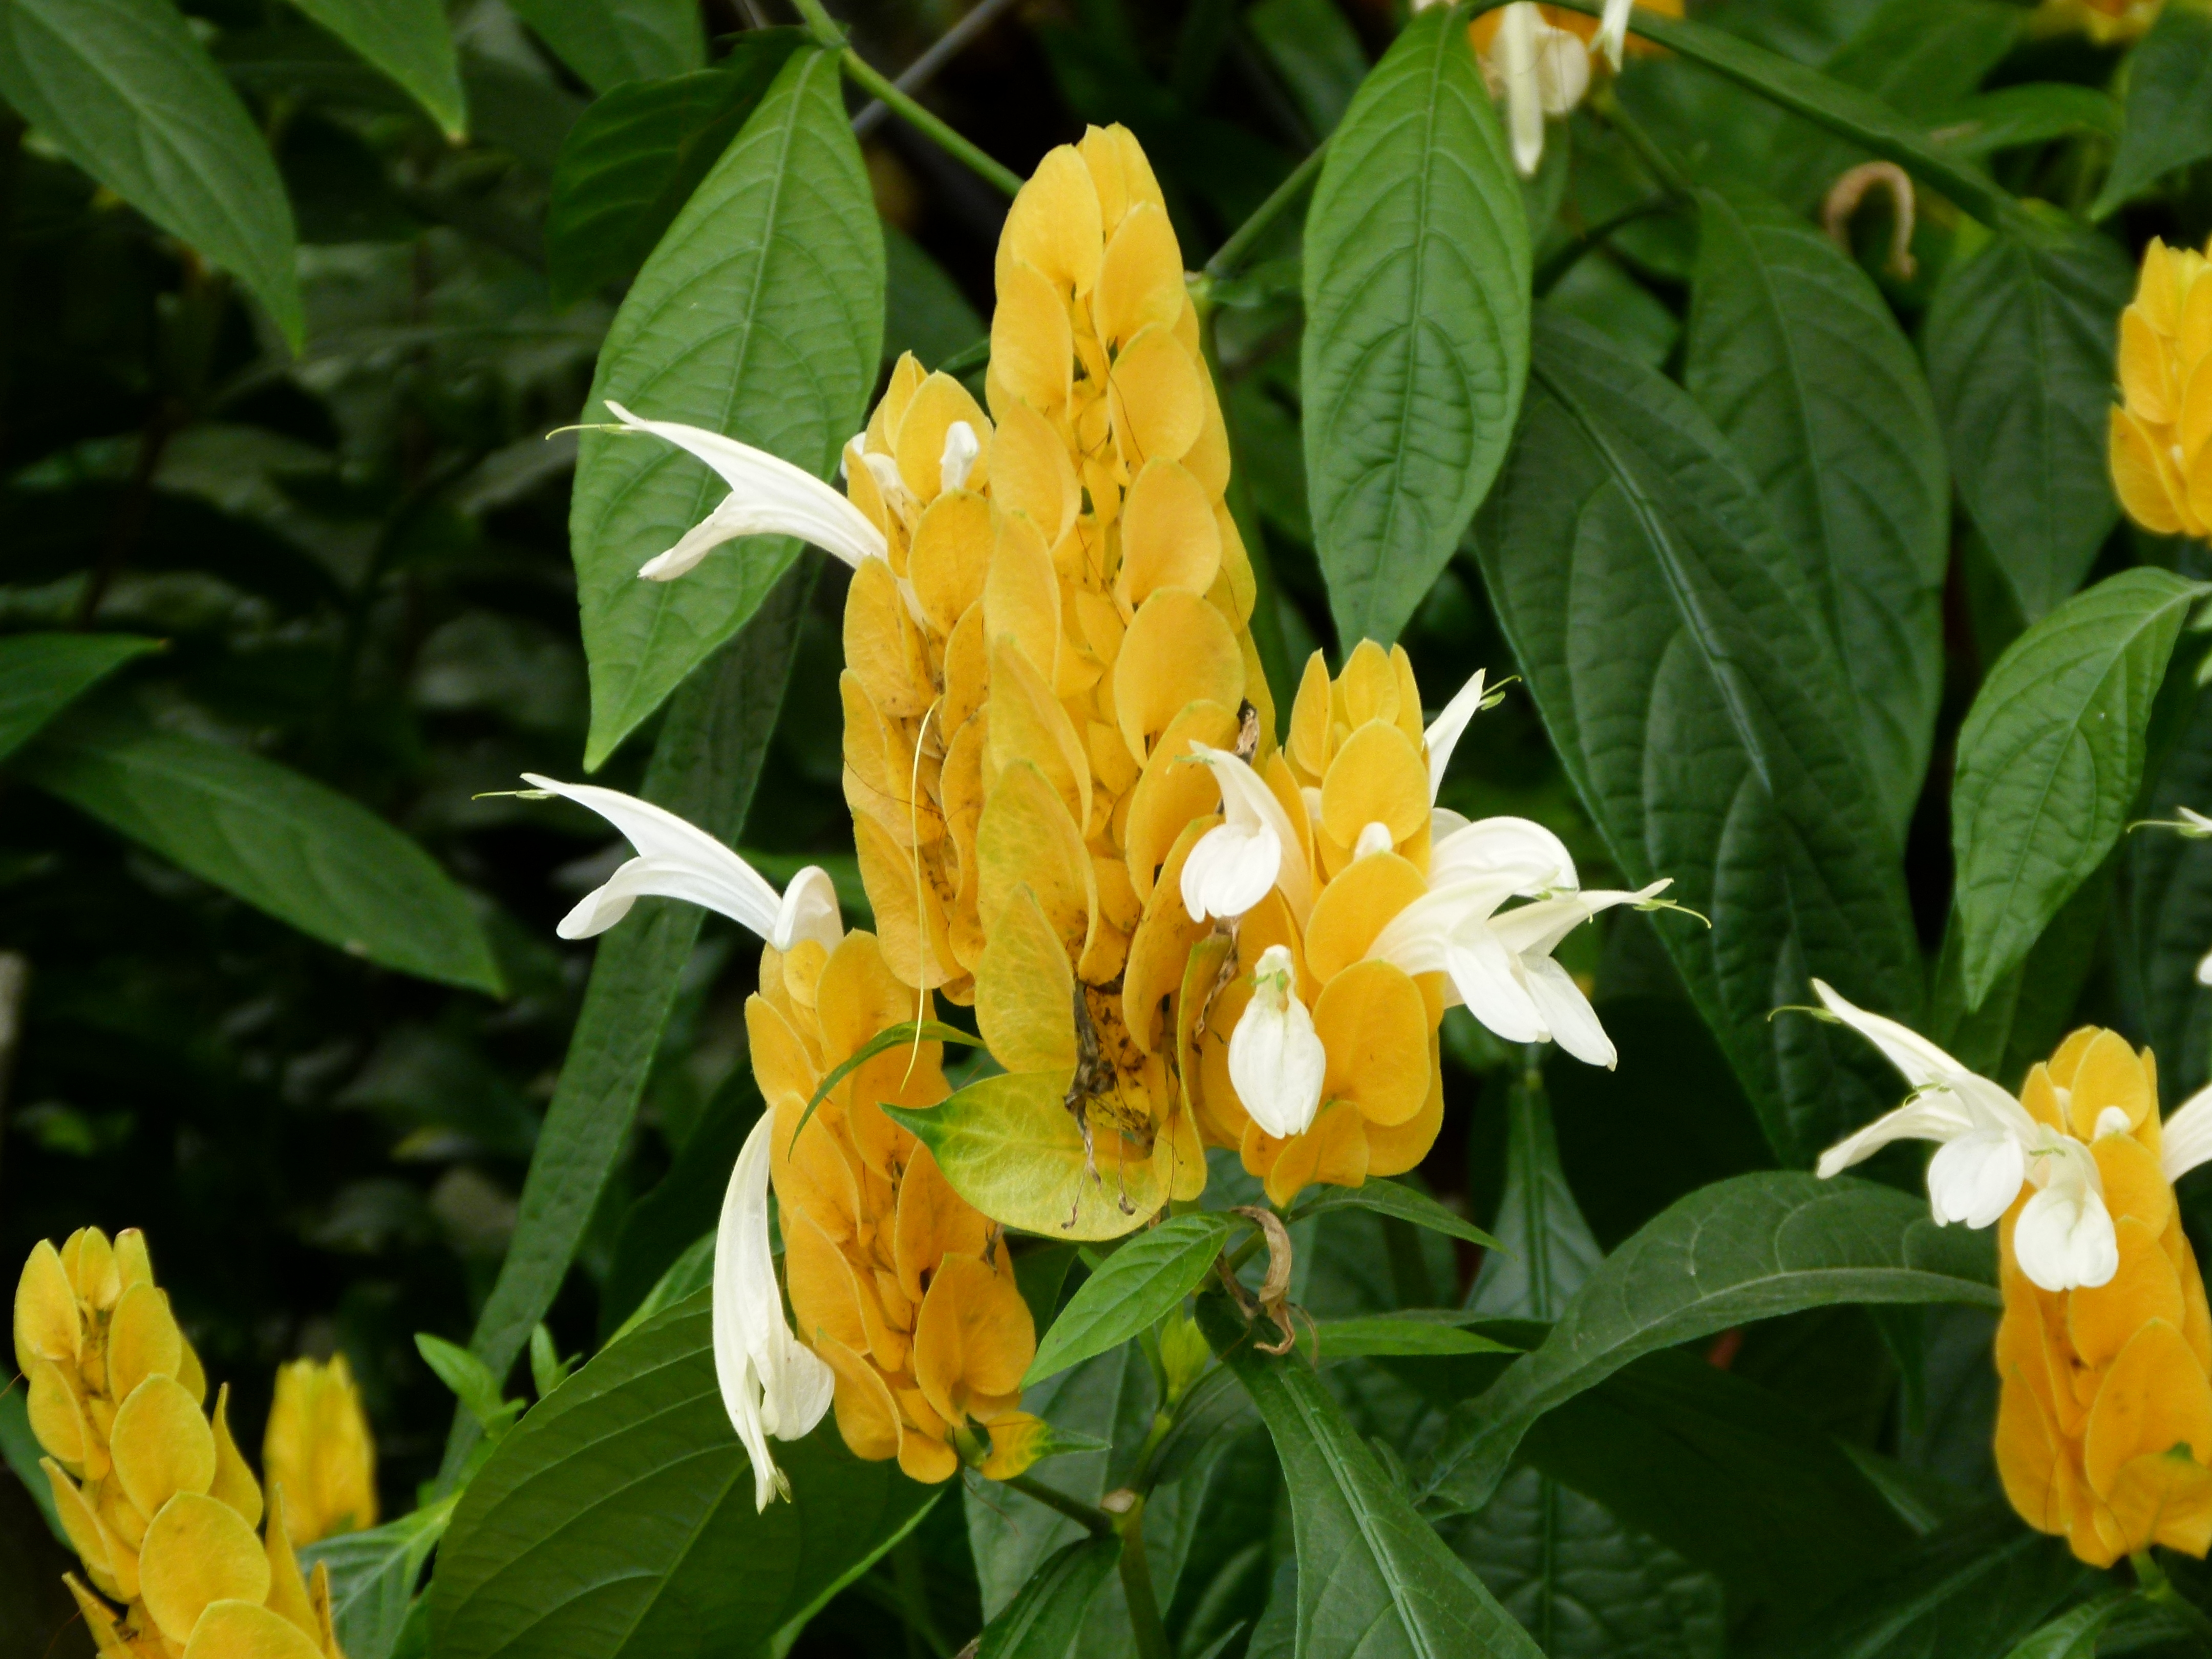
[1951,568,2207,1007]
[0,0,303,346]
[415,1335,514,1437]
[1754,1508,2092,1659]
[428,1292,937,1659]
[1198,1296,1546,1659]
[1288,1176,1502,1250]
[572,47,881,767]
[1471,310,1920,1165]
[1245,0,1368,138]
[0,1384,66,1546]
[601,1071,762,1338]
[607,1231,713,1347]
[1311,1314,1519,1360]
[884,224,984,369]
[301,1495,456,1659]
[1028,1214,1236,1385]
[1686,183,1948,846]
[17,715,501,994]
[1467,1071,1600,1321]
[976,1536,1122,1659]
[543,34,807,306]
[1417,1173,1999,1515]
[1934,86,2122,161]
[2123,679,2212,1095]
[504,0,702,94]
[440,571,807,1483]
[282,0,466,138]
[1301,4,1529,647]
[0,633,157,765]
[1923,220,2134,621]
[1998,1592,2134,1659]
[2094,0,2212,218]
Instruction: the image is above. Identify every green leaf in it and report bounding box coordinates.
[0,1382,66,1546]
[544,33,807,306]
[1470,310,1921,1166]
[300,1494,457,1659]
[0,0,304,347]
[791,1019,983,1154]
[1311,1314,1520,1361]
[1769,1508,2092,1659]
[1933,85,2122,161]
[415,1335,517,1440]
[1685,183,1948,847]
[977,1536,1123,1659]
[2123,680,2212,1093]
[16,714,501,994]
[281,0,466,139]
[1197,1296,1546,1659]
[1950,568,2208,1007]
[607,1230,714,1347]
[1416,1173,2000,1516]
[0,632,157,765]
[601,1071,762,1338]
[1468,1072,1599,1321]
[1923,220,2134,621]
[1245,0,1369,137]
[2093,0,2212,219]
[572,46,882,768]
[1301,4,1529,648]
[1027,1214,1236,1384]
[1997,1592,2134,1659]
[428,1292,937,1659]
[504,0,703,94]
[439,572,808,1484]
[884,1072,1184,1242]
[1288,1176,1503,1251]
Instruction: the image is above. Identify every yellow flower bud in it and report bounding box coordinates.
[263,1355,377,1544]
[2110,235,2212,539]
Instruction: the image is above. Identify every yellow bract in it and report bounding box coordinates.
[264,1356,377,1544]
[12,1227,350,1658]
[1995,1031,2212,1565]
[2111,235,2212,539]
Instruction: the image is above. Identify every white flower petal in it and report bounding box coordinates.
[1595,0,1634,68]
[1228,946,1326,1138]
[715,1114,834,1509]
[1444,929,1545,1044]
[1496,4,1548,176]
[1186,743,1313,921]
[1926,1128,2027,1228]
[1533,14,1590,114]
[1808,979,1977,1094]
[526,775,783,941]
[1423,669,1487,803]
[1813,1090,1975,1178]
[2199,945,2212,988]
[1353,820,1394,860]
[772,865,844,955]
[2163,1083,2212,1184]
[1488,881,1667,960]
[2013,1177,2119,1293]
[1182,821,1282,923]
[1431,805,1470,841]
[1521,955,1615,1069]
[939,420,980,493]
[1429,814,1577,895]
[604,400,887,576]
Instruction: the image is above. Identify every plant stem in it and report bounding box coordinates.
[1005,1473,1114,1537]
[1108,1493,1174,1659]
[2136,1552,2212,1651]
[1534,197,1674,295]
[1205,139,1329,278]
[1589,85,1692,200]
[837,49,1022,198]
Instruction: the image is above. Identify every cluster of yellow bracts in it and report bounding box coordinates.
[13,1227,375,1658]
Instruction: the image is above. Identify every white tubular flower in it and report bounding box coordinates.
[1484,4,1590,177]
[1423,669,1487,803]
[600,400,888,581]
[1483,882,1669,1068]
[1807,979,2118,1289]
[1595,0,1635,69]
[524,774,843,951]
[1228,945,1326,1138]
[715,1113,835,1509]
[2161,1083,2212,1186]
[1180,744,1315,925]
[940,420,980,492]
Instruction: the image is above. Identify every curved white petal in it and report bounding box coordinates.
[604,400,887,576]
[2163,1084,2212,1184]
[1182,821,1282,922]
[1522,955,1615,1069]
[1228,946,1325,1137]
[1489,881,1668,960]
[1533,13,1591,113]
[1367,871,1530,978]
[1497,4,1547,176]
[527,775,783,941]
[2013,1174,2119,1293]
[1431,805,1470,841]
[940,420,980,492]
[1429,814,1577,894]
[1352,820,1394,860]
[772,866,844,955]
[715,1115,835,1509]
[1594,0,1634,68]
[1423,669,1487,803]
[1926,1128,2027,1228]
[1186,744,1312,921]
[1444,929,1545,1044]
[1813,1090,1976,1178]
[2199,946,2212,988]
[1808,979,1976,1093]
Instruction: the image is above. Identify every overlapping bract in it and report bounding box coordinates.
[2111,234,2212,538]
[748,928,1043,1484]
[263,1356,376,1546]
[1995,1031,2212,1565]
[12,1227,349,1659]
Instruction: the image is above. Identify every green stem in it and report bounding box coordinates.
[1205,139,1328,278]
[837,48,1022,198]
[1534,197,1674,295]
[2136,1552,2212,1651]
[1108,1494,1174,1659]
[1005,1472,1114,1537]
[1588,85,1692,200]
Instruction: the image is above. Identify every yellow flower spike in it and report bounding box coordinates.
[209,1386,264,1530]
[2112,234,2212,538]
[107,1282,184,1403]
[177,1335,208,1408]
[985,639,1092,831]
[2064,1030,2155,1141]
[891,372,993,503]
[891,1151,990,1306]
[64,1227,122,1313]
[44,1458,120,1582]
[1112,590,1245,766]
[991,262,1076,417]
[1249,1099,1372,1208]
[1116,461,1222,613]
[179,1599,326,1659]
[911,1253,1034,1432]
[138,1491,272,1648]
[997,145,1104,300]
[2082,1320,2212,1497]
[2068,1220,2186,1371]
[110,1375,218,1520]
[983,509,1064,682]
[1317,723,1431,861]
[1107,323,1205,465]
[1123,704,1241,904]
[906,492,993,636]
[843,560,934,724]
[1093,202,1186,352]
[1303,854,1429,982]
[16,1237,83,1374]
[977,763,1097,956]
[263,1355,377,1543]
